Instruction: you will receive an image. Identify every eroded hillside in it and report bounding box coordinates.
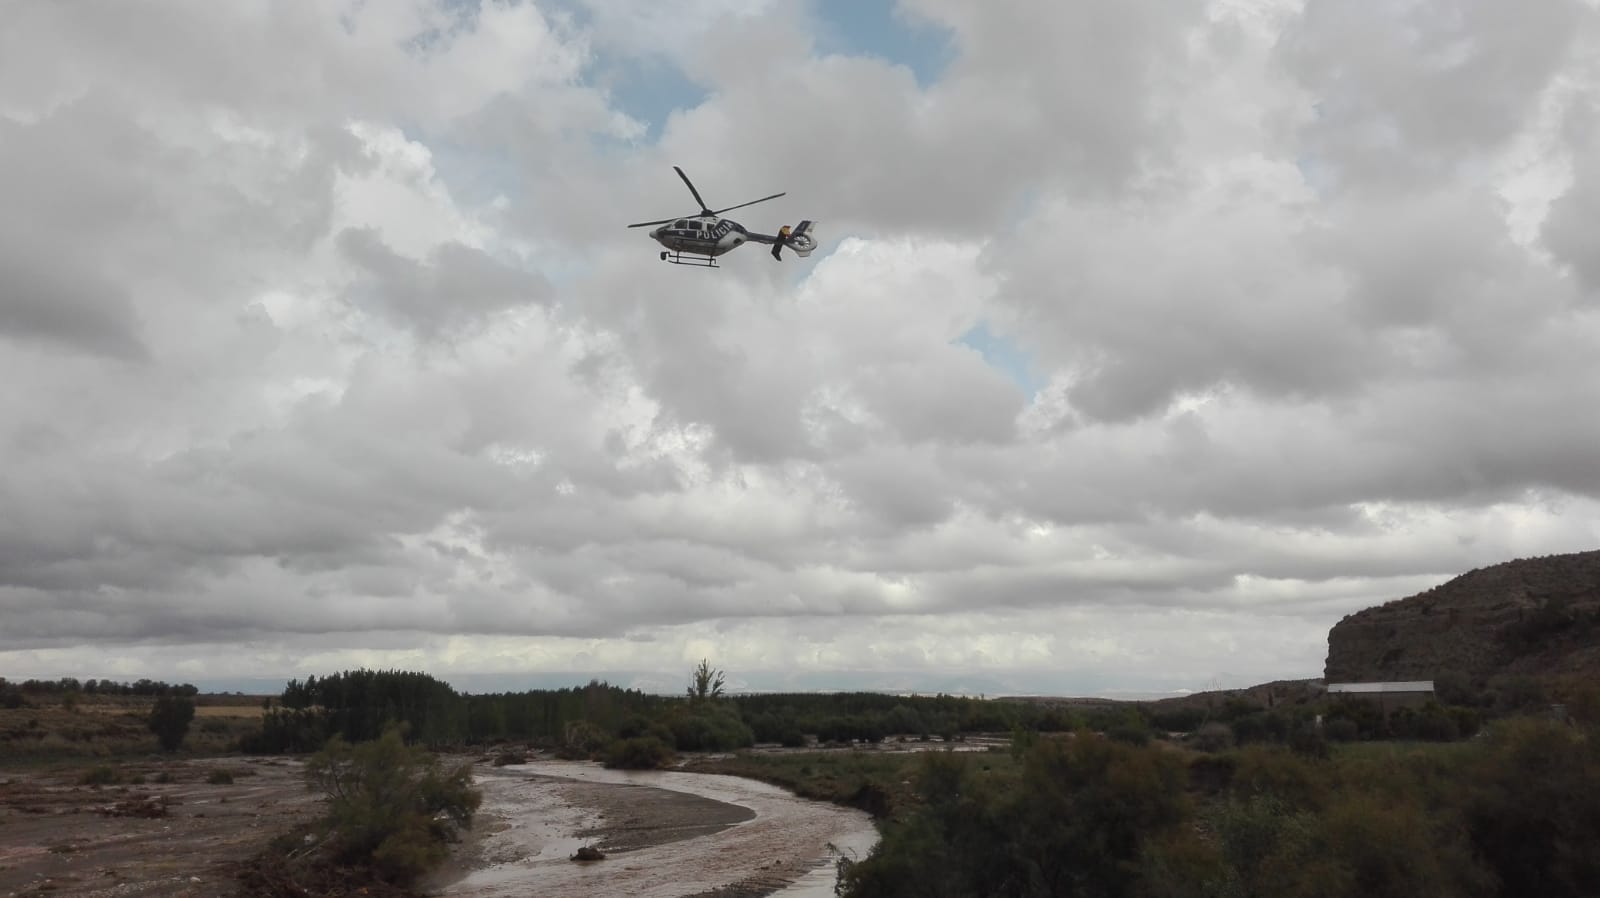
[1325,549,1600,684]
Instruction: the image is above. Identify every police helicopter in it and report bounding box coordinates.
[628,166,817,268]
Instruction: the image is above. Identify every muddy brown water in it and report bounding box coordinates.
[425,760,880,898]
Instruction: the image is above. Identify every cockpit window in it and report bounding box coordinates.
[688,221,701,230]
[674,220,688,229]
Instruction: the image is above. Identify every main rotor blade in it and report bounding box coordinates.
[674,166,711,214]
[712,192,786,216]
[627,217,679,228]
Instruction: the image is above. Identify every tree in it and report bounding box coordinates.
[686,659,726,703]
[148,694,196,752]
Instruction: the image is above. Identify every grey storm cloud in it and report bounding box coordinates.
[336,227,553,335]
[2,0,1598,694]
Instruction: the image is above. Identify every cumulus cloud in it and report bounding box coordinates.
[2,0,1598,695]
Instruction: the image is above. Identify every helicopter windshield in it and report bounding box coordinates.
[674,220,688,229]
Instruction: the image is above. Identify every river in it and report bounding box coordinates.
[425,759,880,898]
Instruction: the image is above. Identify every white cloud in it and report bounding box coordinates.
[3,0,1599,696]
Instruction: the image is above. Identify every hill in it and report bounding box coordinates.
[1324,549,1600,685]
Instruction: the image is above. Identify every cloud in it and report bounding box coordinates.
[1279,0,1592,192]
[336,227,553,336]
[3,0,1599,695]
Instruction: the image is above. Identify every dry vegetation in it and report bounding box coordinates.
[0,696,265,763]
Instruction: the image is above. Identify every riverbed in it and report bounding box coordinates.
[424,759,880,898]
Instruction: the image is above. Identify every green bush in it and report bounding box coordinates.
[207,768,235,785]
[604,736,674,769]
[662,705,754,752]
[303,725,481,885]
[556,720,611,760]
[1460,718,1600,897]
[148,695,196,752]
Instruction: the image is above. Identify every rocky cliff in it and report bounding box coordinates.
[1324,550,1600,684]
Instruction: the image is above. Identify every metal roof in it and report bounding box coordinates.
[1326,681,1434,693]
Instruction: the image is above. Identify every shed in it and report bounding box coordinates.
[1325,681,1435,716]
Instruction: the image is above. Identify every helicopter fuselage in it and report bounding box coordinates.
[648,215,749,257]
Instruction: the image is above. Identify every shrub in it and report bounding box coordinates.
[1459,717,1600,897]
[604,736,674,769]
[79,765,121,786]
[1231,710,1289,745]
[1107,721,1152,746]
[1189,721,1234,753]
[303,725,481,886]
[1188,754,1237,795]
[556,720,611,760]
[207,769,235,785]
[1323,717,1360,742]
[1229,745,1332,811]
[1287,724,1330,759]
[148,695,196,752]
[1433,669,1479,706]
[491,749,527,766]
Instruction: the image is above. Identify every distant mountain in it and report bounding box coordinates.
[1324,549,1600,684]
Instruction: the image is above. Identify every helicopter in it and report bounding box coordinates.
[628,166,817,268]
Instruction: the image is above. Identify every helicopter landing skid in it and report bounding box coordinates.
[660,250,718,268]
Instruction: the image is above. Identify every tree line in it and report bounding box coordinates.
[243,667,1102,755]
[1,676,198,698]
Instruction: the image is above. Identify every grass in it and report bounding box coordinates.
[684,746,1024,819]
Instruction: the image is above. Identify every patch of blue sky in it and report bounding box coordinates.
[809,0,955,87]
[533,0,710,141]
[956,320,1045,398]
[544,1,955,140]
[423,136,524,209]
[1295,153,1337,197]
[598,58,711,142]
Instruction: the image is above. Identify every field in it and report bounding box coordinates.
[0,695,267,763]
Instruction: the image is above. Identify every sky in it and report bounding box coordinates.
[2,0,1599,699]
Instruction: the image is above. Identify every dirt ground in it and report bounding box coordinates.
[1,753,876,898]
[0,756,320,898]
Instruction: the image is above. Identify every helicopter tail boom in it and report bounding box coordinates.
[748,220,819,257]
